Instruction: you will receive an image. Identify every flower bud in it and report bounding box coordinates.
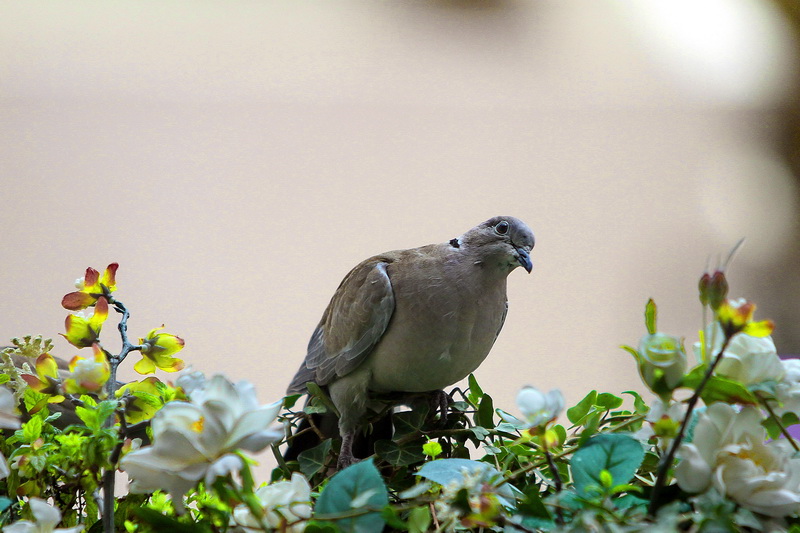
[699,270,728,310]
[637,333,687,397]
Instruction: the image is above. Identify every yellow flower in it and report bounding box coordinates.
[64,344,111,395]
[717,298,774,339]
[61,296,109,348]
[61,263,118,311]
[116,377,177,424]
[20,353,65,404]
[134,326,185,374]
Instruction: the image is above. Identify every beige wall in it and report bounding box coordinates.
[2,1,799,452]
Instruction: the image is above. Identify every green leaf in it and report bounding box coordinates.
[0,374,10,385]
[622,391,649,414]
[95,400,118,429]
[315,459,389,533]
[616,493,648,510]
[571,434,644,497]
[645,298,657,334]
[283,393,302,410]
[298,439,333,478]
[306,382,339,417]
[552,424,567,446]
[469,426,490,441]
[477,394,494,428]
[393,408,429,438]
[577,411,602,446]
[75,405,97,429]
[0,497,12,513]
[681,363,709,389]
[763,411,800,440]
[22,416,42,443]
[518,485,551,520]
[132,508,211,533]
[701,376,758,405]
[595,393,623,410]
[567,390,597,425]
[375,439,425,467]
[380,506,407,530]
[468,374,483,404]
[304,522,343,533]
[407,506,431,533]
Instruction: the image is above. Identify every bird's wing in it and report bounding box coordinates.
[287,258,395,393]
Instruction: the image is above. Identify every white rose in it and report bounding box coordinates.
[675,403,800,517]
[231,473,312,533]
[121,375,283,511]
[695,324,784,385]
[2,498,83,533]
[775,358,800,417]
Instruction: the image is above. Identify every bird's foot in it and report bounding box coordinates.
[428,389,451,427]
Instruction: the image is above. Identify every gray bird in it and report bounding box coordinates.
[287,216,535,468]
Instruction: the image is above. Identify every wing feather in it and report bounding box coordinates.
[287,259,395,393]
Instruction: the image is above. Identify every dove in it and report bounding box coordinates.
[287,216,535,468]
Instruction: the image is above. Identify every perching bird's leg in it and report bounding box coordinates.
[338,431,358,469]
[328,368,370,469]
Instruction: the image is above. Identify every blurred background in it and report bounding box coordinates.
[2,0,799,463]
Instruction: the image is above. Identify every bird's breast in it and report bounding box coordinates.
[364,270,507,393]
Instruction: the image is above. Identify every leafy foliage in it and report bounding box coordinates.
[1,260,799,532]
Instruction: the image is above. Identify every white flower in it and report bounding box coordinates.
[776,358,800,417]
[675,403,800,517]
[175,370,206,396]
[2,498,83,533]
[231,473,312,533]
[0,387,19,481]
[120,374,283,510]
[501,386,564,428]
[694,324,784,386]
[0,387,20,430]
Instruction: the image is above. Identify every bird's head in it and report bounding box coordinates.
[456,216,535,273]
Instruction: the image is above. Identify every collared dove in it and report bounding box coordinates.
[287,216,535,468]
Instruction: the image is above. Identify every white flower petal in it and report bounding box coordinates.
[204,454,244,486]
[675,444,712,493]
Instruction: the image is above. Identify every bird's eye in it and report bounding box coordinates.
[495,221,509,235]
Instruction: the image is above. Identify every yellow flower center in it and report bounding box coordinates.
[191,416,205,433]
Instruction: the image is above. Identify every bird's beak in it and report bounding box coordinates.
[516,248,533,273]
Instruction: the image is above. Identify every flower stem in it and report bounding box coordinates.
[759,395,800,452]
[542,442,565,526]
[647,335,731,516]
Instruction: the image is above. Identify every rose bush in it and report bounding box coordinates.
[1,260,799,532]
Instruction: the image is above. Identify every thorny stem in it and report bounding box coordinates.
[647,335,732,517]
